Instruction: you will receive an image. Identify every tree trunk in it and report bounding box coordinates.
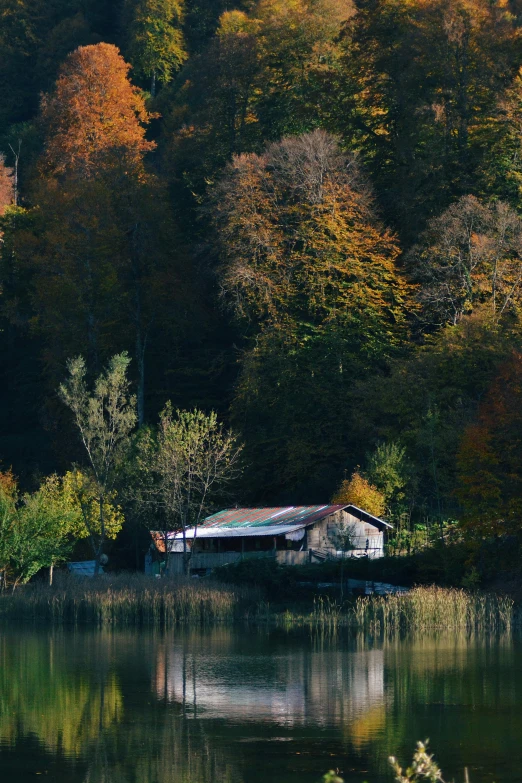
[182,525,189,576]
[94,494,106,574]
[49,563,54,586]
[136,327,145,427]
[163,531,170,576]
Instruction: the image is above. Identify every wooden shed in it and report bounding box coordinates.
[153,504,391,573]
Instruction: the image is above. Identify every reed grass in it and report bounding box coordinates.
[0,573,258,627]
[353,586,514,633]
[269,587,514,633]
[0,579,515,632]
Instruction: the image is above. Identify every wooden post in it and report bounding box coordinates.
[241,538,245,560]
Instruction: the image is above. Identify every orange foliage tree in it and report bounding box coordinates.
[212,130,411,499]
[213,129,409,342]
[18,43,175,425]
[0,155,14,215]
[40,43,155,179]
[457,351,522,537]
[332,470,386,518]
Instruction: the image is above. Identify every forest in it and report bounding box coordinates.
[1,0,522,571]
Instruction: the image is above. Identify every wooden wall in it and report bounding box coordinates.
[306,510,384,558]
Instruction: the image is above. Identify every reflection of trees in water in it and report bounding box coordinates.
[0,628,240,783]
[367,631,522,778]
[1,627,521,783]
[382,630,518,710]
[0,630,122,757]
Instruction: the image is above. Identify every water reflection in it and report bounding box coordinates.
[0,627,521,783]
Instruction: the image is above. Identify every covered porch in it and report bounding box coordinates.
[169,529,310,573]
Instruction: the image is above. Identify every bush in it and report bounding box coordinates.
[213,558,298,600]
[292,543,471,588]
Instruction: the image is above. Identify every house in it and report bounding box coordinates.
[151,504,391,574]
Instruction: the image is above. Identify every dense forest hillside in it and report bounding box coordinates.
[1,0,522,545]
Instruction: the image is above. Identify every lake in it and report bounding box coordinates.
[0,626,521,783]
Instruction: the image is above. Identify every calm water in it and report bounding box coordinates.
[0,626,521,783]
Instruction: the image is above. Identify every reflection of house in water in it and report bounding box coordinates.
[153,633,385,731]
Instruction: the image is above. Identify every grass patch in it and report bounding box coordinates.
[258,587,513,632]
[352,585,513,633]
[0,573,259,627]
[0,576,514,632]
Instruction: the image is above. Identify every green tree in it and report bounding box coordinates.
[134,404,242,572]
[366,441,413,519]
[0,471,80,589]
[0,471,18,589]
[122,0,186,95]
[478,67,522,203]
[59,353,137,572]
[162,0,349,210]
[0,0,106,135]
[13,475,80,586]
[351,308,522,521]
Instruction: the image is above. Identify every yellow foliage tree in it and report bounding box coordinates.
[58,471,124,544]
[332,470,386,518]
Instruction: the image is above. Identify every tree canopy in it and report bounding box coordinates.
[1,0,522,563]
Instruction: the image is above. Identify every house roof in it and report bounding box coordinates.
[150,505,391,546]
[177,505,344,540]
[198,505,345,529]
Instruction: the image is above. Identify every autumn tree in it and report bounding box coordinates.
[164,0,350,208]
[214,130,406,337]
[59,353,136,572]
[332,470,386,518]
[121,0,186,95]
[408,195,522,329]
[11,43,178,423]
[335,0,521,237]
[39,43,155,179]
[0,156,14,214]
[212,130,409,500]
[457,351,522,538]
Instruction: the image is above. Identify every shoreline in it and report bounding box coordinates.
[0,576,515,632]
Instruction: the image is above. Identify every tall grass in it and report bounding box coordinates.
[0,580,515,632]
[268,587,514,633]
[353,586,514,633]
[0,574,258,627]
